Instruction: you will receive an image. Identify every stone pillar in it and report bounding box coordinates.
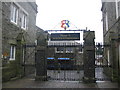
[16,33,24,78]
[109,32,119,81]
[35,32,47,81]
[83,31,95,83]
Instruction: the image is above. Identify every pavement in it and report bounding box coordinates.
[2,76,118,89]
[2,69,119,89]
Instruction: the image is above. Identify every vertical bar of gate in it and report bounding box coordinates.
[23,45,26,76]
[64,42,66,81]
[74,42,77,81]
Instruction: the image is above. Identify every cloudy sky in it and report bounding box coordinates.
[36,0,103,42]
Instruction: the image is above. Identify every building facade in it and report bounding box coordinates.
[1,2,38,82]
[101,0,120,81]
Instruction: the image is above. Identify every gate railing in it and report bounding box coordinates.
[47,42,114,82]
[95,43,112,81]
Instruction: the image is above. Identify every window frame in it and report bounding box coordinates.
[10,3,19,25]
[116,0,119,19]
[107,49,110,65]
[105,12,108,31]
[9,45,16,60]
[65,47,73,53]
[55,47,64,53]
[21,12,27,30]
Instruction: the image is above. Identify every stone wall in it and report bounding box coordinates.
[102,2,120,82]
[2,2,38,82]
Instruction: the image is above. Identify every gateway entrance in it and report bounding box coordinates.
[35,20,113,83]
[45,30,95,82]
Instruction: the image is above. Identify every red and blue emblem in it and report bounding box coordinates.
[61,20,70,30]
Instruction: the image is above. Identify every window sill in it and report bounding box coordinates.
[78,52,83,53]
[9,59,15,61]
[10,20,18,25]
[10,21,20,29]
[21,27,27,31]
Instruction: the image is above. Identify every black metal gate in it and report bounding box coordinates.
[35,30,116,83]
[46,43,113,82]
[47,43,84,81]
[95,43,112,81]
[45,30,113,82]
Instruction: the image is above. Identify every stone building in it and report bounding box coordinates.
[101,0,120,81]
[1,2,38,82]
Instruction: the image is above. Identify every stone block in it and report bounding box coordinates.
[8,39,17,44]
[35,50,47,81]
[109,32,118,40]
[35,76,48,81]
[83,31,95,83]
[83,31,95,40]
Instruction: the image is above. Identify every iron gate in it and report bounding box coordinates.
[47,43,84,81]
[95,43,112,81]
[35,30,115,82]
[46,42,113,82]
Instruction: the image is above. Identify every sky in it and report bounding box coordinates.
[36,0,103,42]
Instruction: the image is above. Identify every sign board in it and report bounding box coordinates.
[58,58,70,60]
[51,33,80,41]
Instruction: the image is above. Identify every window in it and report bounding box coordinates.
[105,12,108,31]
[10,45,16,60]
[21,12,27,29]
[66,47,73,53]
[56,47,64,53]
[116,0,119,19]
[10,3,18,24]
[55,47,74,53]
[79,47,83,53]
[107,50,110,65]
